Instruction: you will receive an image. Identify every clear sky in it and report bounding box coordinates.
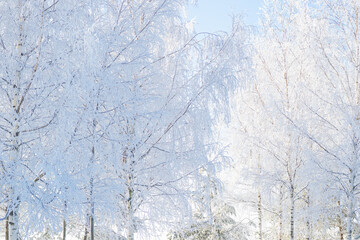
[187,0,263,32]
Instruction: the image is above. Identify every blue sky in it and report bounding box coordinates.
[187,0,263,32]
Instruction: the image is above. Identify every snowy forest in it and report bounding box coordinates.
[0,0,359,239]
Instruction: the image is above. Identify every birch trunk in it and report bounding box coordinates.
[127,187,134,240]
[339,219,344,240]
[123,120,136,240]
[7,0,25,238]
[347,169,355,240]
[290,184,295,240]
[89,145,95,240]
[279,186,283,240]
[306,191,312,240]
[63,219,66,240]
[8,200,19,240]
[84,145,95,240]
[8,59,21,240]
[90,177,95,240]
[257,191,263,240]
[126,162,135,240]
[83,226,88,240]
[5,210,8,240]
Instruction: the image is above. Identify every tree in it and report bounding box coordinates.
[238,1,312,239]
[228,1,360,240]
[294,1,360,239]
[0,1,76,238]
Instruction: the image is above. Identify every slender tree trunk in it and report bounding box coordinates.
[279,186,283,240]
[339,218,344,240]
[257,191,263,240]
[7,1,25,238]
[89,144,95,240]
[347,131,359,240]
[127,180,134,240]
[8,104,21,240]
[305,192,311,240]
[347,169,355,240]
[62,219,66,240]
[83,226,88,240]
[347,192,354,240]
[306,219,311,240]
[123,121,136,240]
[62,200,67,240]
[5,214,9,240]
[8,199,20,240]
[256,153,263,240]
[290,184,295,240]
[279,187,283,240]
[90,190,94,240]
[8,131,20,238]
[337,200,344,240]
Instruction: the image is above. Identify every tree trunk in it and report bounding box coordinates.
[83,225,88,240]
[279,185,283,240]
[347,169,355,240]
[8,201,19,240]
[306,193,311,240]
[5,215,9,240]
[63,219,66,240]
[290,184,295,240]
[127,184,134,240]
[8,111,21,240]
[339,218,344,240]
[7,2,24,236]
[257,153,263,240]
[338,200,344,240]
[257,191,263,240]
[90,205,94,240]
[306,219,311,240]
[347,194,354,240]
[123,135,136,240]
[89,144,95,240]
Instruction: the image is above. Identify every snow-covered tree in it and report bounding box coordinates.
[0,0,250,239]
